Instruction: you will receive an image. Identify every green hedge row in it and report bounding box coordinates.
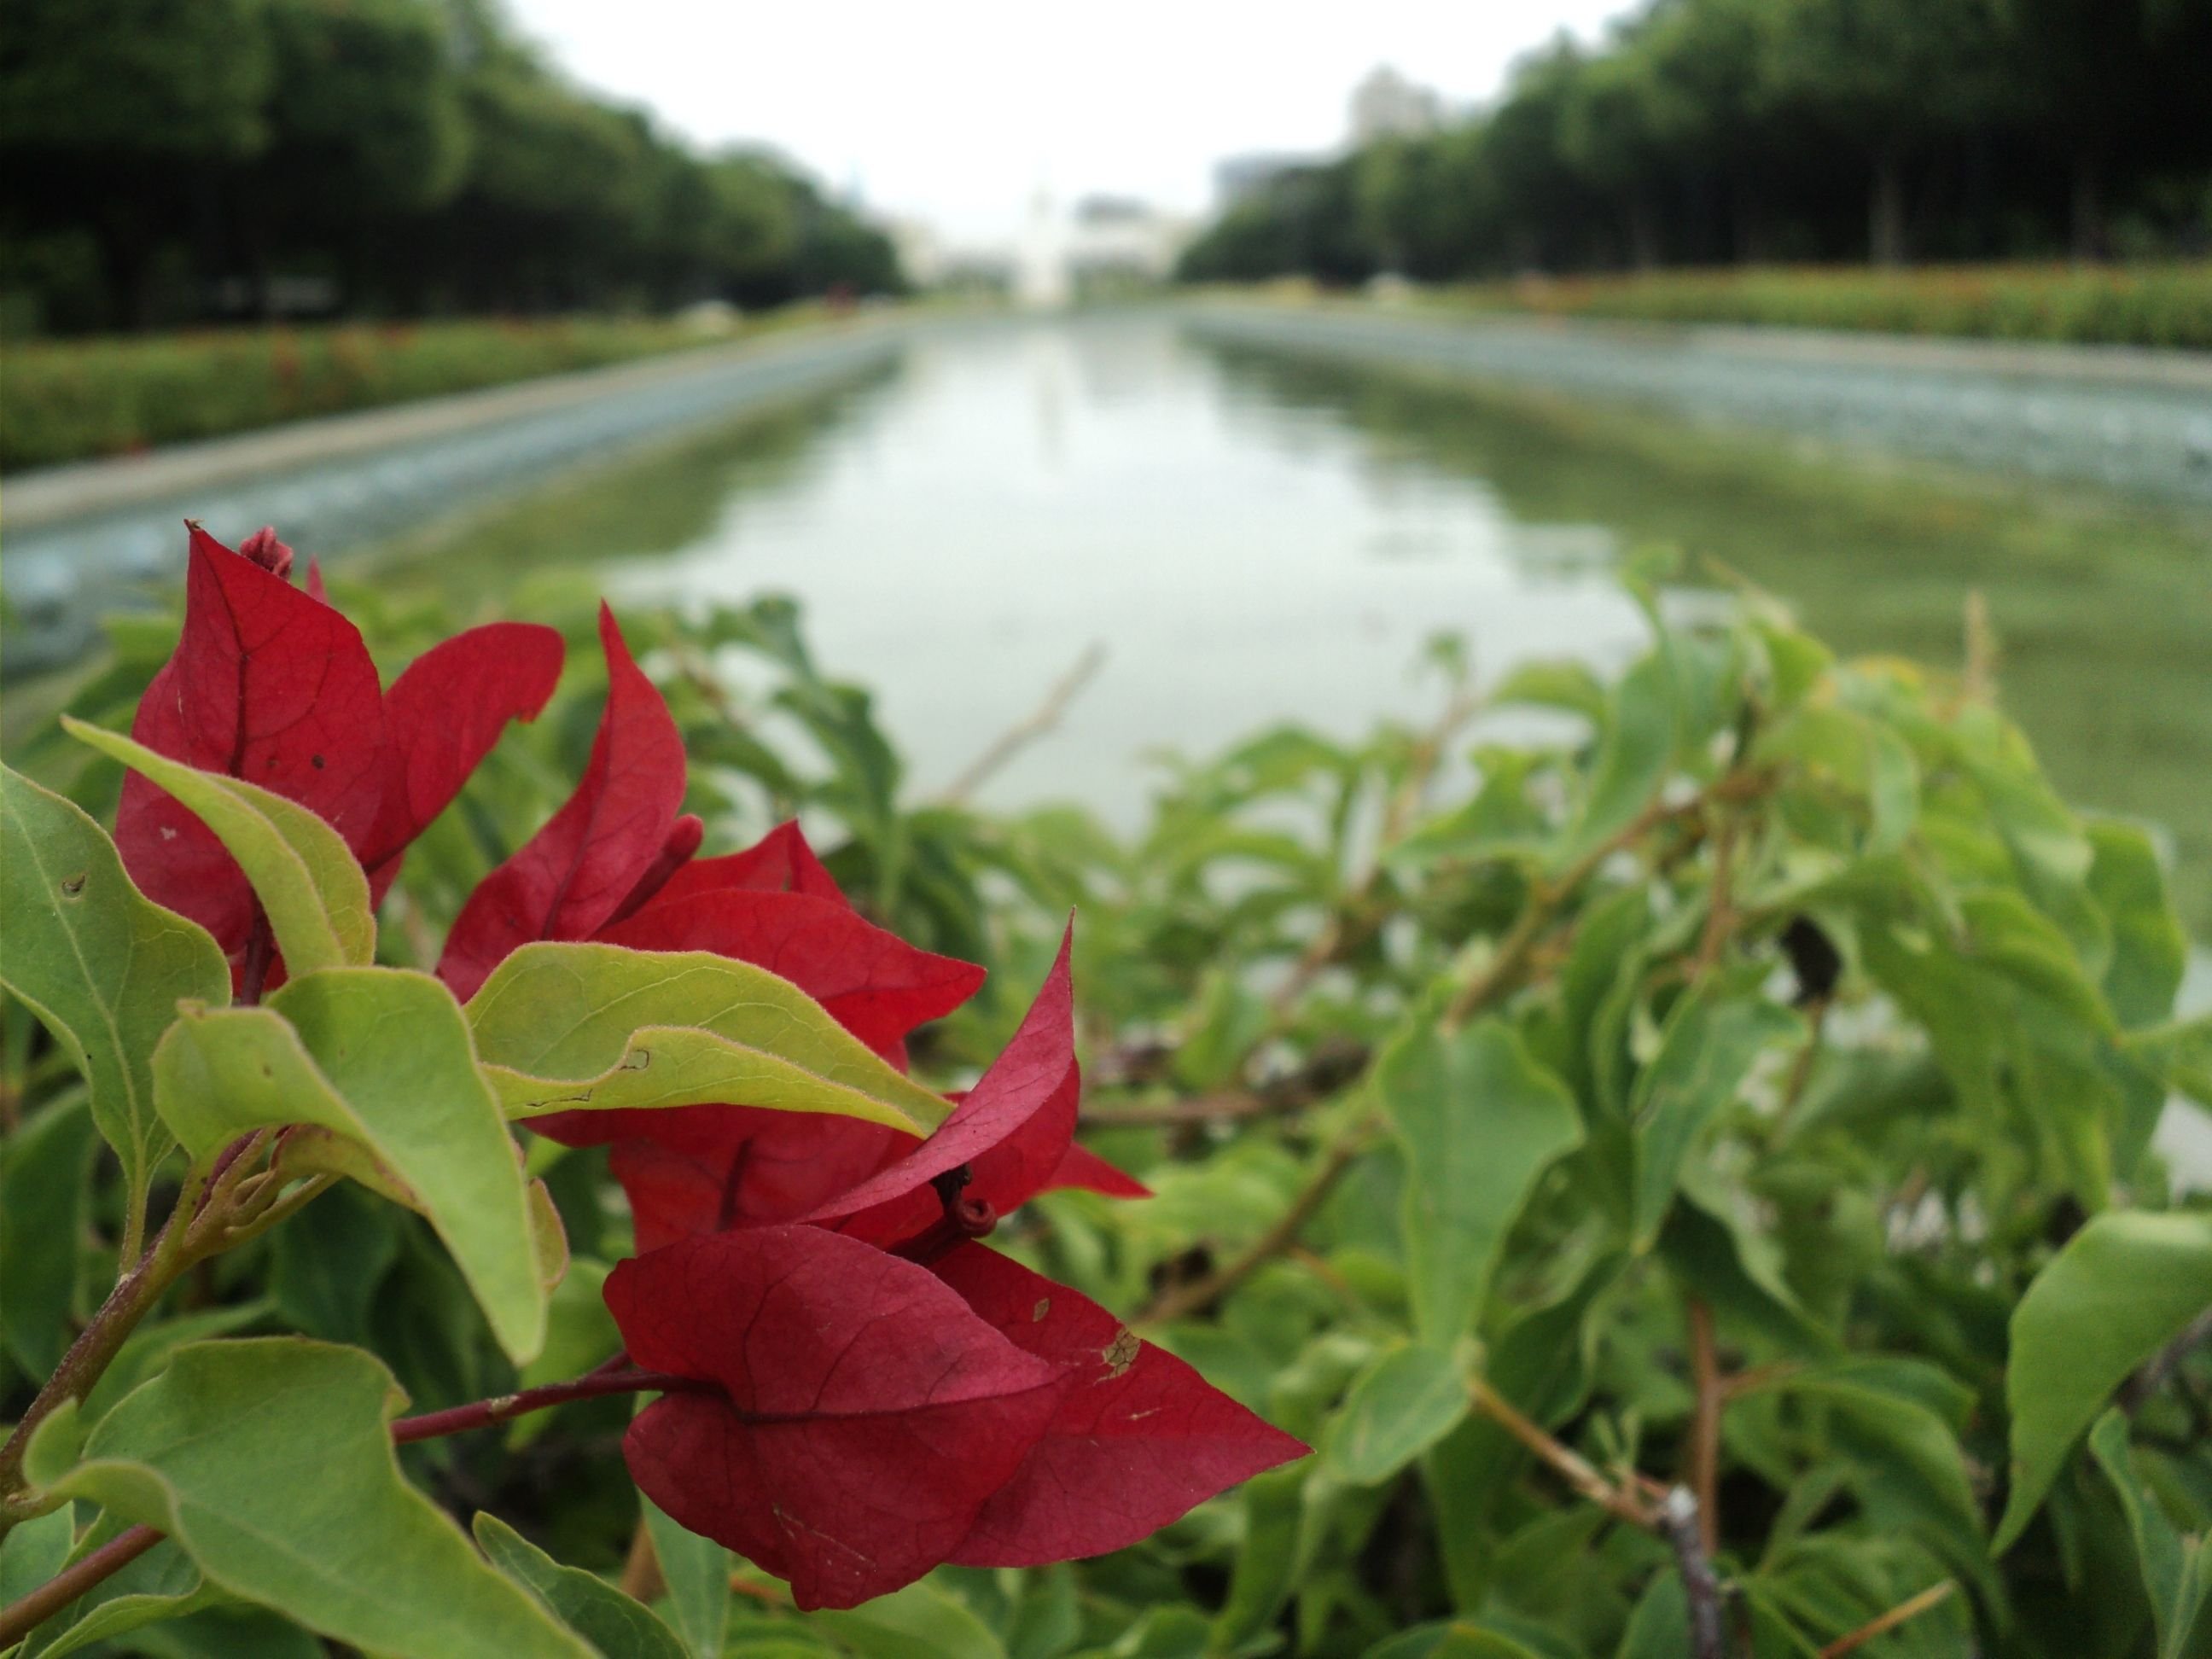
[0,314,786,474]
[1442,262,2212,350]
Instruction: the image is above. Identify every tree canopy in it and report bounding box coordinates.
[0,0,903,333]
[1180,0,2212,284]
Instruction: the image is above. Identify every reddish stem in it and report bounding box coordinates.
[390,1366,702,1444]
[0,1525,165,1645]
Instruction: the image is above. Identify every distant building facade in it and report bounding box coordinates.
[1065,195,1195,284]
[1348,66,1443,144]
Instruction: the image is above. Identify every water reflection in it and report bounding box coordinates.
[373,312,2209,929]
[1203,341,2212,931]
[606,318,1647,825]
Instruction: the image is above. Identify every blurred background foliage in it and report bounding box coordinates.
[0,0,901,339]
[1178,0,2212,296]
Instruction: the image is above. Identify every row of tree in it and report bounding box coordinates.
[0,0,904,335]
[1180,0,2212,284]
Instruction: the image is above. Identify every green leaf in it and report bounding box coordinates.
[1553,648,1677,871]
[20,1523,227,1659]
[0,765,230,1208]
[1629,990,1802,1249]
[1423,1254,1622,1610]
[641,1494,731,1659]
[32,1337,593,1658]
[1745,1366,1989,1599]
[1996,1211,2212,1551]
[1328,1344,1470,1486]
[2087,1412,2210,1659]
[1210,1464,1305,1650]
[0,1096,98,1377]
[1953,719,2109,975]
[1617,1571,1691,1659]
[2084,820,2186,1030]
[61,719,375,975]
[467,943,950,1134]
[0,1500,73,1610]
[472,1513,687,1659]
[269,1182,403,1347]
[1487,659,1609,724]
[152,969,545,1365]
[806,1579,1008,1659]
[1378,1019,1583,1343]
[1657,1194,1835,1359]
[1371,1628,1550,1659]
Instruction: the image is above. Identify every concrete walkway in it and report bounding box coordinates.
[1185,301,2212,511]
[2,317,911,672]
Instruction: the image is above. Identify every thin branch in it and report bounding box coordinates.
[1818,1580,1956,1659]
[1470,1381,1727,1657]
[935,643,1105,806]
[1960,590,1997,707]
[1468,1377,1652,1528]
[1771,998,1829,1135]
[1685,1298,1723,1557]
[1137,1125,1372,1325]
[389,1368,705,1444]
[1653,1486,1728,1659]
[0,1525,166,1646]
[618,1521,667,1604]
[1691,818,1738,984]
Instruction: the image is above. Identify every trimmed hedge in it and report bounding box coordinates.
[0,314,779,473]
[1442,261,2212,351]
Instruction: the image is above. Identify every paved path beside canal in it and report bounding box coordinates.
[2,317,910,672]
[10,300,2209,676]
[1185,300,2212,512]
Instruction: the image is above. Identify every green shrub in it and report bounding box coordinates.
[0,315,777,473]
[2,547,2207,1657]
[1441,263,2212,350]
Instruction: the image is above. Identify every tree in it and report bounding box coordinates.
[0,0,273,323]
[241,0,471,312]
[1997,0,2212,259]
[1757,0,2010,265]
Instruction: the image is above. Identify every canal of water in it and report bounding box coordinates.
[367,311,2212,937]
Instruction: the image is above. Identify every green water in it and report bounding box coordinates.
[373,313,2212,931]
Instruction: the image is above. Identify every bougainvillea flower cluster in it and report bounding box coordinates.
[117,526,1305,1610]
[118,523,562,965]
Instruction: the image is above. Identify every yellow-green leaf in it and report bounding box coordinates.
[1995,1211,2212,1551]
[467,943,950,1134]
[153,969,545,1364]
[62,719,373,975]
[31,1338,594,1658]
[0,765,230,1208]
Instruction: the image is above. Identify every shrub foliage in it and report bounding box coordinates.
[2,527,2209,1658]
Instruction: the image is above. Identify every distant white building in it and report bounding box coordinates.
[1016,189,1072,310]
[1348,66,1443,145]
[1065,195,1195,285]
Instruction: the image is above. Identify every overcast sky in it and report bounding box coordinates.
[504,0,1638,246]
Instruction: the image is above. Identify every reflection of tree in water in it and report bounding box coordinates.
[370,360,903,602]
[1199,339,2212,934]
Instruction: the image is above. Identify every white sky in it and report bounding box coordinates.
[504,0,1638,246]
